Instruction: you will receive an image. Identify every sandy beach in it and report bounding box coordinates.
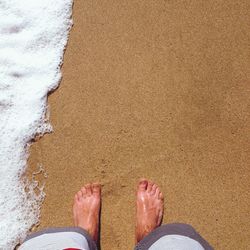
[28,0,250,249]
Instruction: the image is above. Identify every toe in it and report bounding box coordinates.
[74,194,78,203]
[85,184,92,196]
[147,181,153,192]
[155,187,160,197]
[77,190,83,201]
[138,179,148,191]
[92,183,101,196]
[151,184,157,195]
[81,186,87,197]
[159,191,164,200]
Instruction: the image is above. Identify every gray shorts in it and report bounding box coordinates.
[19,227,97,250]
[20,223,213,250]
[135,223,214,250]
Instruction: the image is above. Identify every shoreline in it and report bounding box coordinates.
[29,1,250,249]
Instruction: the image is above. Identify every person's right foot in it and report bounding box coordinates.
[73,183,101,242]
[135,179,164,243]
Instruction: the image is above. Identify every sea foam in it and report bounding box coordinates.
[0,1,73,249]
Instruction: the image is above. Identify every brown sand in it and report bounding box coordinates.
[28,0,250,249]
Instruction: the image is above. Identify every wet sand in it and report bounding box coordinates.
[28,1,250,249]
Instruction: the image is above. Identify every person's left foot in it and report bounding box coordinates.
[73,183,101,242]
[135,179,164,243]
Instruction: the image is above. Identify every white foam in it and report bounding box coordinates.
[0,1,73,249]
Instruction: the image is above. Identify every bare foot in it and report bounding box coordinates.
[135,179,164,243]
[73,183,101,242]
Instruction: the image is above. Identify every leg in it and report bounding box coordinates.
[134,179,213,250]
[20,183,101,250]
[135,179,164,243]
[73,183,101,243]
